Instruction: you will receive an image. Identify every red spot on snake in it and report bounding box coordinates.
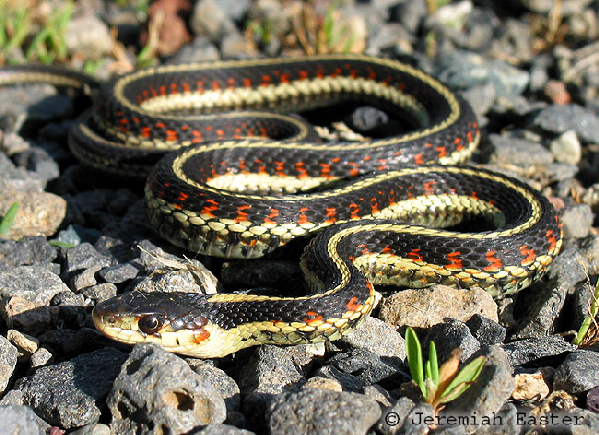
[346,296,361,312]
[211,81,220,91]
[235,204,251,222]
[520,246,536,265]
[295,162,308,178]
[546,230,557,251]
[170,83,177,94]
[298,207,309,225]
[325,207,337,224]
[436,146,447,158]
[264,209,279,224]
[349,203,360,219]
[177,192,188,202]
[407,249,423,261]
[201,199,219,218]
[193,329,210,343]
[484,251,503,271]
[423,180,436,193]
[446,252,463,270]
[414,153,424,165]
[165,130,177,141]
[141,127,151,138]
[260,75,271,86]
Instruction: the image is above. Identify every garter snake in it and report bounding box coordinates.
[1,56,563,358]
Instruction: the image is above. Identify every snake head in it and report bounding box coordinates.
[92,291,212,354]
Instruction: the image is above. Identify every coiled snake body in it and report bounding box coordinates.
[1,56,562,358]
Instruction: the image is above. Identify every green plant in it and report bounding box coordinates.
[573,278,599,347]
[25,0,73,63]
[405,327,486,419]
[0,0,33,60]
[0,201,19,237]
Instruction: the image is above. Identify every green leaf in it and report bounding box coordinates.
[437,355,486,404]
[429,341,439,387]
[0,201,19,237]
[405,327,425,397]
[48,240,75,248]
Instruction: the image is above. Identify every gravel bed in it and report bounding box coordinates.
[1,0,599,434]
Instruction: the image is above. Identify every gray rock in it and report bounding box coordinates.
[313,364,367,393]
[509,280,568,340]
[0,335,18,394]
[80,283,118,303]
[326,349,406,386]
[169,36,221,64]
[13,347,127,429]
[98,262,141,284]
[434,50,529,97]
[37,328,109,357]
[342,317,406,359]
[0,182,66,240]
[70,265,101,291]
[188,360,241,412]
[0,265,67,304]
[461,81,496,120]
[551,130,582,165]
[29,345,54,370]
[426,319,481,363]
[502,335,576,367]
[532,104,599,143]
[366,23,414,57]
[0,405,45,435]
[65,11,111,59]
[60,243,114,275]
[0,83,73,134]
[12,147,60,181]
[195,424,256,435]
[191,0,238,42]
[487,134,553,166]
[379,285,498,327]
[554,350,599,395]
[520,0,593,14]
[466,314,506,345]
[57,224,103,246]
[129,269,218,295]
[473,402,520,435]
[378,397,433,435]
[107,344,226,434]
[0,236,57,269]
[0,295,59,334]
[560,204,594,239]
[69,423,112,435]
[447,346,516,433]
[268,388,381,435]
[239,344,317,428]
[388,0,427,33]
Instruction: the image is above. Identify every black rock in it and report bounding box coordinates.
[12,347,127,429]
[554,350,599,395]
[107,344,226,433]
[466,314,507,345]
[502,335,576,367]
[268,388,381,435]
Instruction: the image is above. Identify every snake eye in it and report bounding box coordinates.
[138,315,163,334]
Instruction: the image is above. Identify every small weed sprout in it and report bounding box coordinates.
[405,327,486,419]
